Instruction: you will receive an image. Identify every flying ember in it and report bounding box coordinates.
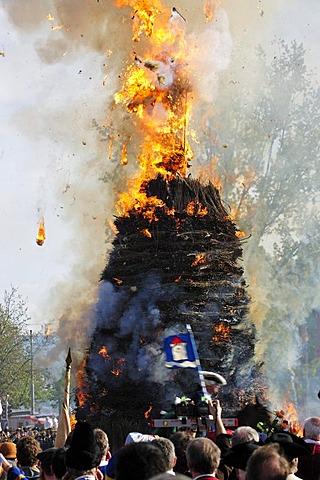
[36,218,46,246]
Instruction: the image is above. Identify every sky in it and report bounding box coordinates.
[0,0,319,368]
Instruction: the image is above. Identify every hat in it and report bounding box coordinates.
[125,432,155,445]
[0,442,17,459]
[202,371,227,386]
[265,432,312,460]
[37,447,58,469]
[224,441,261,470]
[66,421,101,470]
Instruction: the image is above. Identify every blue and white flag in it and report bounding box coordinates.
[164,333,200,369]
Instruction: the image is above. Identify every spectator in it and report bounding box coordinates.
[297,416,320,480]
[266,432,311,480]
[231,427,260,447]
[51,448,67,480]
[186,438,221,480]
[36,448,57,480]
[94,429,111,480]
[115,442,167,480]
[16,436,42,480]
[105,431,155,480]
[0,443,17,480]
[153,437,176,475]
[170,431,194,477]
[246,443,290,480]
[224,441,260,480]
[65,421,101,480]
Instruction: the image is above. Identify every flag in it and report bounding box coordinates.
[164,333,200,369]
[55,348,72,447]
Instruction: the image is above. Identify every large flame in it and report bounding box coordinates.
[114,1,196,217]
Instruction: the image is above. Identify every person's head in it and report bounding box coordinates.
[202,371,227,397]
[94,428,109,461]
[231,426,260,447]
[0,442,17,462]
[66,421,101,478]
[37,447,57,479]
[152,437,176,472]
[17,436,42,468]
[170,431,194,475]
[303,416,320,440]
[115,442,167,480]
[246,443,290,480]
[51,447,67,480]
[186,438,221,478]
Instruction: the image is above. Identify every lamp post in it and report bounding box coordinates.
[30,329,35,415]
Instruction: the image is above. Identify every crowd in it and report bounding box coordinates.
[0,374,318,480]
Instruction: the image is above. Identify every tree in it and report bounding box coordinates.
[196,38,320,413]
[0,287,57,410]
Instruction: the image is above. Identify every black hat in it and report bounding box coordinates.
[224,441,260,470]
[37,447,58,467]
[66,421,101,470]
[265,432,312,460]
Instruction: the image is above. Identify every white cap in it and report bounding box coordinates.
[202,371,227,386]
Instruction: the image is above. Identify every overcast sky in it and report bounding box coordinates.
[0,0,319,335]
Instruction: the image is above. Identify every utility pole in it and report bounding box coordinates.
[30,329,35,415]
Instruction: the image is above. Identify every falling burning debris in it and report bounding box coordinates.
[76,0,262,426]
[36,218,46,246]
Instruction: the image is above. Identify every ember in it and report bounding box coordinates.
[36,218,46,246]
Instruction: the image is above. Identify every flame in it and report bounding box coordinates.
[121,143,128,165]
[99,345,111,360]
[114,1,194,216]
[191,253,205,267]
[141,228,152,238]
[282,400,303,436]
[111,368,122,376]
[144,405,153,418]
[186,201,208,217]
[45,324,51,339]
[70,413,77,430]
[36,218,46,246]
[203,0,221,22]
[76,355,89,407]
[212,322,231,342]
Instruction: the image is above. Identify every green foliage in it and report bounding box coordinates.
[0,287,59,410]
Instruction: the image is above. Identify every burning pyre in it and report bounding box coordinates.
[76,1,261,431]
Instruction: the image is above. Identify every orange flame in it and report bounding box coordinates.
[235,230,245,238]
[99,346,111,360]
[203,0,221,22]
[113,1,194,216]
[76,355,89,407]
[111,368,122,376]
[191,253,205,267]
[121,143,128,165]
[141,228,152,238]
[45,324,51,339]
[144,405,153,418]
[36,218,46,246]
[212,322,231,343]
[282,401,303,436]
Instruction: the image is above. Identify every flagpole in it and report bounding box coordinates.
[55,348,72,447]
[186,324,208,398]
